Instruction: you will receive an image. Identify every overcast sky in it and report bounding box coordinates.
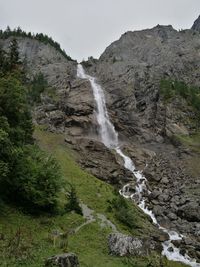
[0,0,199,61]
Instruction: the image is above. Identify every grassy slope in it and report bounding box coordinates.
[0,128,188,267]
[176,132,200,177]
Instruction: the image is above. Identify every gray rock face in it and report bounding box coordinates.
[45,253,79,267]
[108,233,159,256]
[191,15,200,32]
[108,233,143,256]
[0,37,77,89]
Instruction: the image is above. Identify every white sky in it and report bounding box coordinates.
[0,0,199,61]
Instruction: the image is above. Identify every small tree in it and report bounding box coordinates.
[65,185,82,215]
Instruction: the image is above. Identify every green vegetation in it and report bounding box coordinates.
[0,26,74,61]
[175,132,200,179]
[0,126,188,266]
[65,185,83,215]
[27,72,48,103]
[108,195,138,229]
[160,79,200,112]
[34,127,155,237]
[11,145,63,213]
[177,132,200,153]
[0,40,64,213]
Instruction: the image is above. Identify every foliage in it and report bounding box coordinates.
[0,26,74,61]
[28,72,48,103]
[4,145,63,213]
[9,38,20,68]
[65,185,82,215]
[0,40,63,214]
[160,79,200,112]
[0,45,9,74]
[108,195,138,229]
[0,76,33,145]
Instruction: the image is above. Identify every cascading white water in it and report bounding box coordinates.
[77,65,118,148]
[77,64,200,267]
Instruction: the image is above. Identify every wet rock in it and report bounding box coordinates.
[153,205,163,216]
[167,246,174,252]
[152,231,169,242]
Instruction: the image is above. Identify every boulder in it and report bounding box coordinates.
[108,233,157,256]
[178,202,200,222]
[45,253,79,267]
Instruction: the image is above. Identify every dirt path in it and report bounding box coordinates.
[75,203,117,233]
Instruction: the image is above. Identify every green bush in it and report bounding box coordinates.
[0,76,33,145]
[28,72,48,103]
[108,195,138,229]
[4,145,63,213]
[160,79,200,113]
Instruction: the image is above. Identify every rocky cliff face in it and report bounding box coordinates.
[0,37,77,88]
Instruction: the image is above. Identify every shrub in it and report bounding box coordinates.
[65,185,82,215]
[4,145,63,213]
[108,196,138,229]
[160,79,200,113]
[28,72,48,103]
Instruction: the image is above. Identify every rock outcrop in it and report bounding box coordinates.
[191,15,200,32]
[108,233,162,256]
[0,37,77,89]
[45,253,79,267]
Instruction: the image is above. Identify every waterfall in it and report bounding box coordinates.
[77,64,200,267]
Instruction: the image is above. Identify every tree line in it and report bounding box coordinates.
[0,26,74,62]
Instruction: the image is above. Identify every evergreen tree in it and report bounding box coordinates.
[9,38,19,68]
[0,46,5,72]
[0,46,9,74]
[65,185,82,215]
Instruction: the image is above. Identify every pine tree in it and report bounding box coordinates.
[65,186,82,215]
[0,46,9,74]
[9,38,20,68]
[0,46,5,71]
